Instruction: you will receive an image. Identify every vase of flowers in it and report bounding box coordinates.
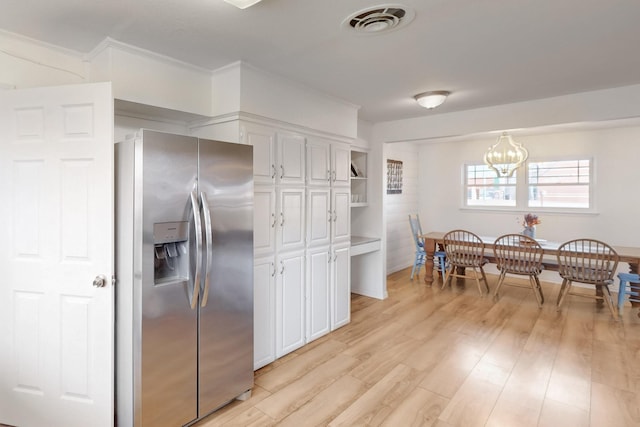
[522,213,541,238]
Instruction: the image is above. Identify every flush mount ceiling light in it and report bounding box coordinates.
[223,0,263,9]
[414,91,450,109]
[484,132,529,177]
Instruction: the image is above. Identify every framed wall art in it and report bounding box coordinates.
[387,159,403,194]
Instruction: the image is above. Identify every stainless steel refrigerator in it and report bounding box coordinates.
[115,129,253,427]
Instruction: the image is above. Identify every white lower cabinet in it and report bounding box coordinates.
[254,256,276,370]
[332,242,351,330]
[253,242,351,369]
[306,246,331,342]
[275,249,306,357]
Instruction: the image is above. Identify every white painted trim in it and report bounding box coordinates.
[85,37,212,75]
[0,28,85,57]
[190,112,355,144]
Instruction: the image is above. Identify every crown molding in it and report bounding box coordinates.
[85,37,211,75]
[0,29,85,58]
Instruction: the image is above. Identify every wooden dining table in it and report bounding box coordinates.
[419,231,640,290]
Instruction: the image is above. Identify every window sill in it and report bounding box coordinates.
[459,207,600,216]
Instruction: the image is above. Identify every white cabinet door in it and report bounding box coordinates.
[332,243,351,330]
[308,139,350,187]
[331,142,351,187]
[254,256,276,370]
[247,125,277,185]
[0,83,114,427]
[278,187,306,252]
[275,250,306,357]
[254,187,277,256]
[277,132,306,185]
[306,247,331,342]
[306,188,331,247]
[306,138,330,186]
[331,187,351,243]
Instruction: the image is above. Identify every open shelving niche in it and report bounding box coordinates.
[350,149,368,207]
[348,146,385,300]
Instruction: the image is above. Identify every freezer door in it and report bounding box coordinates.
[198,139,254,415]
[140,130,199,427]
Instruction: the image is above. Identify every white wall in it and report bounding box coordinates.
[373,86,640,282]
[89,40,213,117]
[417,124,640,281]
[0,30,87,88]
[2,30,359,141]
[374,84,640,143]
[383,142,420,274]
[238,63,359,139]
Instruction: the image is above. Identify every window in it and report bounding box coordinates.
[465,158,593,211]
[528,159,590,208]
[465,164,516,207]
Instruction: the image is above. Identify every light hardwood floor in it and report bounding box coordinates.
[195,268,640,427]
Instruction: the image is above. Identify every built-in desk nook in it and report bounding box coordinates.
[351,235,381,256]
[351,235,386,299]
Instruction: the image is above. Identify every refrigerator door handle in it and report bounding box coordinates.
[200,191,213,307]
[189,188,202,309]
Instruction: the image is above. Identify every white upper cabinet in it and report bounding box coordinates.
[277,132,306,186]
[306,138,330,186]
[246,125,277,185]
[306,137,350,187]
[244,124,305,186]
[331,142,351,187]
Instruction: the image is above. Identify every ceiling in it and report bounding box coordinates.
[2,0,640,123]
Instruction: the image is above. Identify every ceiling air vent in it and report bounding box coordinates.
[343,5,414,34]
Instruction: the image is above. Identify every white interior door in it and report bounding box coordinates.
[0,83,114,427]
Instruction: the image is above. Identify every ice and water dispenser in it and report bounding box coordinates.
[153,221,189,285]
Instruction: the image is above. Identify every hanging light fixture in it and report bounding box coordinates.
[414,91,450,109]
[483,132,529,177]
[223,0,263,9]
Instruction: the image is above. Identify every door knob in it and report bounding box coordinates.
[93,274,107,288]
